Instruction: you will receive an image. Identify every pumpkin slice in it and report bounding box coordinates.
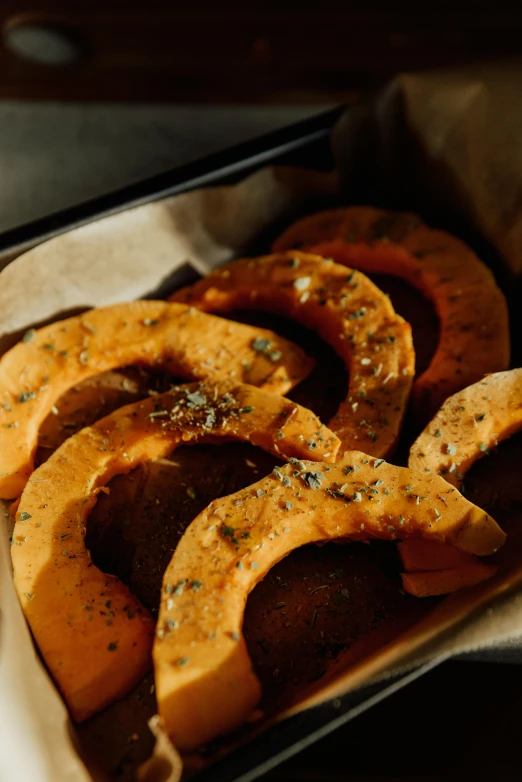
[409,369,522,485]
[0,301,314,499]
[154,450,505,750]
[273,206,510,419]
[401,563,498,598]
[402,369,522,595]
[397,539,478,572]
[11,379,339,722]
[170,252,415,457]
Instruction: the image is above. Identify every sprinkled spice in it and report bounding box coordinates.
[252,337,271,352]
[446,443,457,455]
[192,580,202,591]
[19,512,32,521]
[18,391,36,404]
[108,642,118,651]
[186,391,207,408]
[301,471,324,490]
[284,501,293,510]
[143,318,160,327]
[435,429,442,438]
[22,329,35,343]
[479,442,489,453]
[176,657,190,666]
[269,350,282,362]
[293,276,311,291]
[273,466,284,482]
[476,413,487,422]
[222,525,235,537]
[239,406,254,414]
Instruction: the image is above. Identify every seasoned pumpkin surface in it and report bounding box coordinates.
[273,207,510,420]
[12,380,338,722]
[0,301,314,498]
[401,369,522,594]
[171,252,415,458]
[154,451,504,749]
[409,369,522,486]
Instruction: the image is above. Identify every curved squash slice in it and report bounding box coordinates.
[11,380,339,722]
[0,301,314,499]
[154,450,505,750]
[273,207,510,419]
[170,252,415,458]
[402,370,522,595]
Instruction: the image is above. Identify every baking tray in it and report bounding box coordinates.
[0,104,515,782]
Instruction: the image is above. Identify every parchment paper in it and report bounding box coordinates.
[3,60,522,782]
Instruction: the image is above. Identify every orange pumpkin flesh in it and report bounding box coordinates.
[171,251,415,458]
[273,207,510,420]
[0,301,314,499]
[401,370,522,594]
[11,380,339,722]
[155,450,505,750]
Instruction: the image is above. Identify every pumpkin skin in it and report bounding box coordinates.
[170,252,415,458]
[11,380,339,722]
[273,206,510,420]
[154,451,505,750]
[0,301,314,499]
[401,370,522,595]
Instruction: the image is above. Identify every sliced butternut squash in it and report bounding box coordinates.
[397,538,478,572]
[11,380,339,722]
[402,369,522,595]
[273,207,510,419]
[0,301,314,499]
[409,369,522,486]
[154,450,505,750]
[401,563,498,598]
[171,252,415,457]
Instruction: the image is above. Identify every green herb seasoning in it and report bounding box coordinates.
[186,391,207,408]
[301,471,324,490]
[252,337,271,352]
[18,391,36,404]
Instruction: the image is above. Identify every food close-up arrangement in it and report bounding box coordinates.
[3,181,522,781]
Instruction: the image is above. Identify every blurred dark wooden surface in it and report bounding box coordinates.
[2,1,522,101]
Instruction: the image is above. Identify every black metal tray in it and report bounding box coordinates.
[0,105,447,782]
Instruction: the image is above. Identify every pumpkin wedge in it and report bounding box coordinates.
[273,207,510,419]
[0,301,314,499]
[409,369,522,485]
[170,252,415,457]
[401,563,498,598]
[154,450,505,750]
[11,379,339,722]
[401,370,522,595]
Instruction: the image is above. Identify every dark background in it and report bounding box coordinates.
[2,2,522,101]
